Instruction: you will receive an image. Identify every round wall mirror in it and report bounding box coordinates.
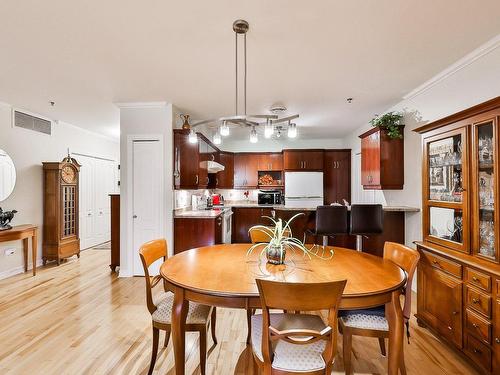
[0,149,16,202]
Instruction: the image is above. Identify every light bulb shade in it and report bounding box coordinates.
[220,121,230,136]
[213,132,222,145]
[249,127,258,143]
[288,123,297,138]
[188,130,198,144]
[264,123,274,138]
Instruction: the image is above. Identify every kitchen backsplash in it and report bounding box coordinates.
[174,189,260,209]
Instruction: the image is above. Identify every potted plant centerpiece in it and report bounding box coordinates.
[370,111,404,139]
[247,213,332,265]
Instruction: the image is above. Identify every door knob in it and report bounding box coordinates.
[133,215,137,219]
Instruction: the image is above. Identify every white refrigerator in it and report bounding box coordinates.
[284,172,324,208]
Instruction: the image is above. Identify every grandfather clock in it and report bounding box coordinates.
[42,154,81,265]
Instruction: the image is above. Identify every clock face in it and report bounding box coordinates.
[61,166,76,184]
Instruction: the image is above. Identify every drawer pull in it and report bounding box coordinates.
[472,323,479,328]
[472,276,479,282]
[432,260,441,267]
[472,298,480,304]
[452,311,459,315]
[473,348,482,354]
[496,338,500,344]
[447,326,452,330]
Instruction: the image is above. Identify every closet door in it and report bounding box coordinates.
[79,155,96,249]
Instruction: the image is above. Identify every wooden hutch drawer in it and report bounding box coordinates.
[464,334,492,372]
[465,268,491,292]
[496,279,500,295]
[420,250,462,279]
[466,286,492,318]
[465,309,492,344]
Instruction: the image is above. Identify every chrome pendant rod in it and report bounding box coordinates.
[235,31,238,116]
[244,32,247,116]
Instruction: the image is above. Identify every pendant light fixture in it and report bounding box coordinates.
[180,20,300,144]
[287,122,297,138]
[188,129,198,144]
[213,132,222,145]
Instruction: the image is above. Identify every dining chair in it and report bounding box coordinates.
[249,226,291,243]
[252,278,347,375]
[139,239,217,375]
[338,241,420,375]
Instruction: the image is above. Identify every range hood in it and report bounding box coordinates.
[205,160,225,173]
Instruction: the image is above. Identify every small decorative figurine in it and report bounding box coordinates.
[0,207,18,231]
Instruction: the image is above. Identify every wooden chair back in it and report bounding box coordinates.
[256,279,347,371]
[249,226,291,244]
[139,239,168,315]
[383,242,420,322]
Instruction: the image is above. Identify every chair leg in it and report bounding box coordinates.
[252,356,259,375]
[343,329,353,375]
[199,329,207,375]
[246,309,252,345]
[399,345,407,375]
[378,337,386,357]
[211,308,217,345]
[148,326,160,375]
[164,328,171,348]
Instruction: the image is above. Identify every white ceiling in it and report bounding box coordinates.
[1,1,499,140]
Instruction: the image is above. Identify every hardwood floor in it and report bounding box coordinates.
[0,248,479,375]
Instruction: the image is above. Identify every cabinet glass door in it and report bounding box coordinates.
[424,128,469,253]
[472,119,498,262]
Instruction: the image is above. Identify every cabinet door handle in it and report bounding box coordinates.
[472,298,480,304]
[216,178,218,186]
[452,311,459,315]
[472,323,479,328]
[473,348,482,354]
[206,176,209,184]
[495,338,500,344]
[195,174,199,184]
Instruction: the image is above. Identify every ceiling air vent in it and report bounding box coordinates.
[13,110,52,135]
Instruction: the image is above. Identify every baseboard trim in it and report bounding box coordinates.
[0,259,44,281]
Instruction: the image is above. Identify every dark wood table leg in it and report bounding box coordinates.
[386,290,404,375]
[172,286,188,375]
[23,238,29,273]
[32,230,37,276]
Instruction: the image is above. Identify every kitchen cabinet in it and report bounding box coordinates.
[174,216,223,254]
[359,126,404,189]
[215,152,234,188]
[258,153,283,171]
[198,136,209,188]
[231,207,272,242]
[324,150,351,204]
[494,298,500,373]
[234,153,259,189]
[283,150,324,170]
[174,129,200,189]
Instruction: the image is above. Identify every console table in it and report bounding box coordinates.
[0,225,38,276]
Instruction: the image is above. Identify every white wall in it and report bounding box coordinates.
[342,35,500,249]
[216,137,344,152]
[118,103,174,276]
[0,101,119,279]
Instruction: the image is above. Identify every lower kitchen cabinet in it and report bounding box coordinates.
[174,216,223,254]
[231,207,273,243]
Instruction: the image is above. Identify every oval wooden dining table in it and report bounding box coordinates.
[160,244,407,375]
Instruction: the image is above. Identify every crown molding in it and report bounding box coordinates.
[114,102,169,109]
[403,33,500,101]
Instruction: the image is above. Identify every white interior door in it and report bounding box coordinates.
[132,140,162,276]
[79,155,96,249]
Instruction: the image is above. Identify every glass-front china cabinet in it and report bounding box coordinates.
[415,97,500,375]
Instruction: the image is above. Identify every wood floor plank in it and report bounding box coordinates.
[0,248,480,374]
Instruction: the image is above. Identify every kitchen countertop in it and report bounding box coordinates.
[174,202,420,218]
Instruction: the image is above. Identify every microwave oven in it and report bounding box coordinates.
[258,190,282,205]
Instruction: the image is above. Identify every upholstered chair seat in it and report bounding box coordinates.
[251,313,327,372]
[340,308,389,331]
[152,292,212,325]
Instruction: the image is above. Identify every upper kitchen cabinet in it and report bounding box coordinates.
[258,153,283,171]
[324,150,351,204]
[283,150,324,171]
[359,127,404,189]
[216,152,234,189]
[197,136,210,188]
[234,153,259,189]
[174,129,200,189]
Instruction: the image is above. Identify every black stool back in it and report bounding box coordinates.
[350,204,383,251]
[305,205,348,246]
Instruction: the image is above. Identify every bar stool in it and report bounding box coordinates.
[350,204,384,252]
[305,205,349,247]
